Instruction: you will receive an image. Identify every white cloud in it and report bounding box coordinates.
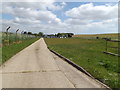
[1,2,118,34]
[1,2,62,24]
[64,18,91,25]
[63,3,118,34]
[14,17,41,25]
[1,1,64,33]
[65,3,118,20]
[63,18,118,34]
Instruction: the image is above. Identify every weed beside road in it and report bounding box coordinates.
[1,38,39,64]
[45,38,119,89]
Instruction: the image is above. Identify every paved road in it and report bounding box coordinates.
[0,38,106,88]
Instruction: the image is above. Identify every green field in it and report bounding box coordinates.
[45,38,119,89]
[73,33,119,40]
[1,38,39,64]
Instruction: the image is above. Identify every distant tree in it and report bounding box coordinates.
[32,33,38,37]
[57,33,74,38]
[23,32,27,34]
[67,33,74,37]
[38,32,44,37]
[57,33,62,37]
[28,32,32,35]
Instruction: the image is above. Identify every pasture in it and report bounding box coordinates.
[73,33,119,40]
[45,36,119,89]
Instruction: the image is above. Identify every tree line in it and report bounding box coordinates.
[26,32,74,38]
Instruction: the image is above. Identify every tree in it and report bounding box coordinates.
[57,33,74,38]
[38,32,44,37]
[67,33,74,37]
[33,33,38,37]
[28,32,32,35]
[57,33,62,37]
[23,32,27,34]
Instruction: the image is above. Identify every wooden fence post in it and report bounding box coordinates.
[106,40,107,52]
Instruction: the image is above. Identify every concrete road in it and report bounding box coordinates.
[0,38,106,88]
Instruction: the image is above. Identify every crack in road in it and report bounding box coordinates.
[1,70,61,74]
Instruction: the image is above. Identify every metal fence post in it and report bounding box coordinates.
[6,26,10,45]
[16,29,19,42]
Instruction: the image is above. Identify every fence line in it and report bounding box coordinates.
[2,26,39,46]
[104,39,119,57]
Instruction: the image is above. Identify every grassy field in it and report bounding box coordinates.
[73,33,119,40]
[45,38,119,89]
[1,38,39,64]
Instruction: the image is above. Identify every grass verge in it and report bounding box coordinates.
[1,38,39,64]
[44,38,119,89]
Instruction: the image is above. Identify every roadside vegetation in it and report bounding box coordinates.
[2,38,38,64]
[0,26,43,64]
[45,34,119,89]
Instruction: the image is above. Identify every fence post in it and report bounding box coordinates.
[105,39,108,52]
[6,26,10,45]
[21,31,24,42]
[16,29,19,42]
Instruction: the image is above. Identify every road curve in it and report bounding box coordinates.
[0,38,106,88]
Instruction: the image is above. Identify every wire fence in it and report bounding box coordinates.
[1,26,39,47]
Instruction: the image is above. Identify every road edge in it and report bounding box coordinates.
[48,48,112,90]
[0,39,40,67]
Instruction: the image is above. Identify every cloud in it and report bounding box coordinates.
[1,1,66,13]
[1,2,118,34]
[14,17,40,25]
[47,2,67,11]
[65,3,118,20]
[63,3,118,34]
[1,2,62,24]
[63,18,118,34]
[1,1,64,33]
[64,18,91,25]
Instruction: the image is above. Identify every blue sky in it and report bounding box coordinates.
[1,1,118,34]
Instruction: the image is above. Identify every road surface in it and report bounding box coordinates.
[0,38,106,88]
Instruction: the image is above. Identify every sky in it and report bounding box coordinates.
[0,0,118,34]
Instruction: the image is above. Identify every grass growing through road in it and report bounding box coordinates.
[1,38,39,64]
[45,38,119,89]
